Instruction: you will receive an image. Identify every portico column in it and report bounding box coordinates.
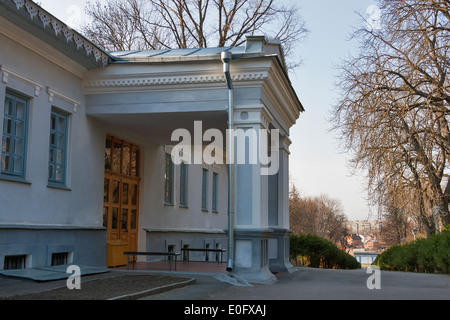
[229,107,276,284]
[268,134,295,273]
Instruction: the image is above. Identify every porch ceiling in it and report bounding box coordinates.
[89,111,228,146]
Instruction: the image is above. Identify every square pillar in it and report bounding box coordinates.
[268,134,294,273]
[227,107,277,284]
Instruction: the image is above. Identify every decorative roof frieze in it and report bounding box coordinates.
[3,0,110,67]
[83,71,268,89]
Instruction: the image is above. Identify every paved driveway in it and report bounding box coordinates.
[143,267,450,300]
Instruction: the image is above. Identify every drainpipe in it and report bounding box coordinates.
[221,51,235,272]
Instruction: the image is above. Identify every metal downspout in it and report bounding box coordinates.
[221,51,234,272]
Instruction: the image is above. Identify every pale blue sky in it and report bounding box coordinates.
[290,0,378,221]
[38,0,378,221]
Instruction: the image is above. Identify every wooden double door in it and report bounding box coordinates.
[103,136,140,259]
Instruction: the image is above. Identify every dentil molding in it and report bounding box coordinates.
[83,71,268,89]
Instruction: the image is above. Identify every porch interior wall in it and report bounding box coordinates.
[98,122,229,256]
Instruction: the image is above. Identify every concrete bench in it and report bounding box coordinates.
[124,251,181,270]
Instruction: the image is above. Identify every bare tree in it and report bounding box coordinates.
[379,203,410,246]
[81,0,307,69]
[289,185,349,244]
[82,0,138,51]
[331,0,450,235]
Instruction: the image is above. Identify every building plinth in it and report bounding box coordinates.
[231,228,277,284]
[269,228,295,273]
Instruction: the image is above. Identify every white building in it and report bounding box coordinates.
[0,0,303,284]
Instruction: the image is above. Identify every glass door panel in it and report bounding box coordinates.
[104,136,140,266]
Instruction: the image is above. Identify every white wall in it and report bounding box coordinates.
[0,32,104,228]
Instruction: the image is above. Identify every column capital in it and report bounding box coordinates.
[279,134,292,154]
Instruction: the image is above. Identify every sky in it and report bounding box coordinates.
[289,0,379,221]
[37,0,379,221]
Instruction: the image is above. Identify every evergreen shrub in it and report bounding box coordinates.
[290,234,360,269]
[373,225,450,274]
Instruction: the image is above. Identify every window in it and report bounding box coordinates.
[180,162,188,207]
[164,153,174,205]
[4,255,27,270]
[48,109,68,185]
[51,252,69,266]
[1,92,29,178]
[105,136,140,177]
[202,168,208,211]
[212,172,218,212]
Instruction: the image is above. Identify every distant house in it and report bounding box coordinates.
[0,0,303,284]
[364,239,379,250]
[345,234,363,248]
[352,234,363,247]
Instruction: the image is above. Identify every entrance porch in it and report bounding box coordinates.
[84,38,302,284]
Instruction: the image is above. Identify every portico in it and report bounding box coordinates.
[83,37,303,283]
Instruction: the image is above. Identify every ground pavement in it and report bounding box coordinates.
[0,265,448,301]
[142,267,450,300]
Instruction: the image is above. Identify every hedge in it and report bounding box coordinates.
[372,225,450,274]
[290,234,361,269]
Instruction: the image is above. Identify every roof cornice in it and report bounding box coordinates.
[0,0,111,68]
[83,69,268,91]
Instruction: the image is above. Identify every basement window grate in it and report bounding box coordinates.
[4,255,27,270]
[51,252,69,266]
